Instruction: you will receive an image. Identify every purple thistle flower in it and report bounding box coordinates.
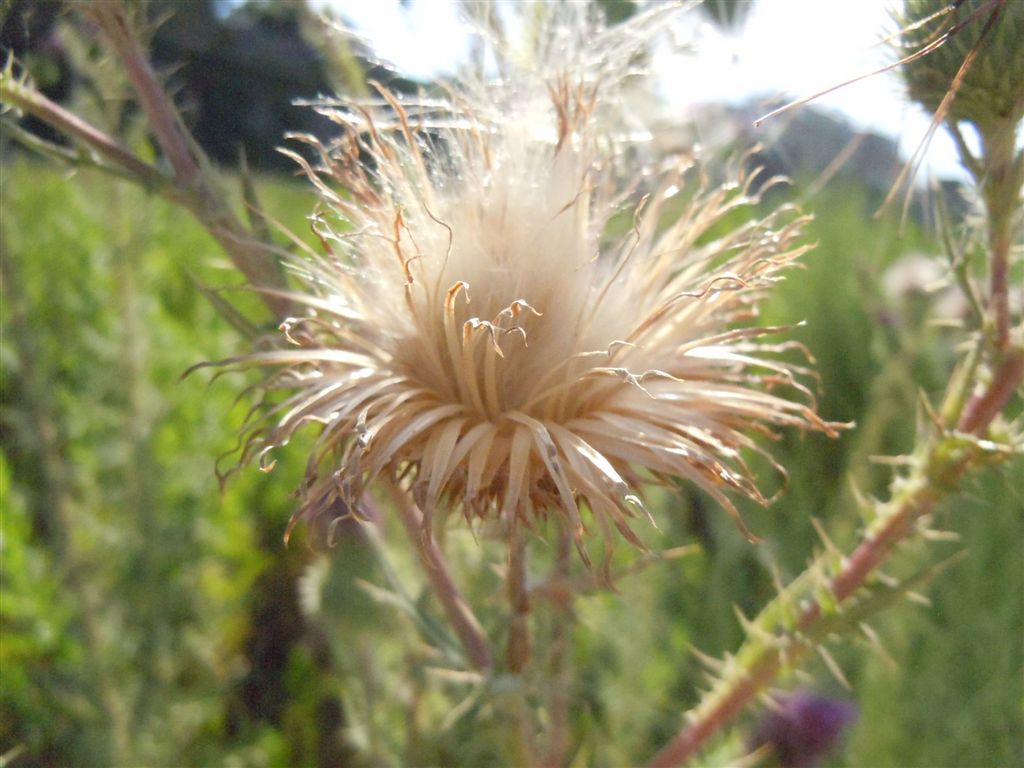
[749,692,858,768]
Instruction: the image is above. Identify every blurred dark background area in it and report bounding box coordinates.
[146,0,335,171]
[0,0,422,171]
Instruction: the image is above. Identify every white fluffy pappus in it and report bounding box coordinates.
[205,3,845,565]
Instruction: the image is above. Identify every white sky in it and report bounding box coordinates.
[309,0,972,180]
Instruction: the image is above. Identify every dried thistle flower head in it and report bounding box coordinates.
[212,5,842,561]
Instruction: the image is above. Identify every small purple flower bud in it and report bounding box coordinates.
[749,692,858,768]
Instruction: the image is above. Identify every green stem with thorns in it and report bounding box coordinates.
[649,394,1020,767]
[650,111,1024,768]
[652,9,1024,755]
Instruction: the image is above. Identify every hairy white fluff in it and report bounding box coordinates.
[209,2,841,565]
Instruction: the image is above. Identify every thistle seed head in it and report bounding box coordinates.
[214,4,843,559]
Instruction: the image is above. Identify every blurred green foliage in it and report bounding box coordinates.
[1,153,1021,768]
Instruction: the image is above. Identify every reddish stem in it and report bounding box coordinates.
[958,350,1024,435]
[827,492,936,605]
[989,234,1011,350]
[507,522,531,675]
[649,657,782,768]
[1,80,166,190]
[542,525,573,768]
[389,489,493,672]
[85,3,198,187]
[81,2,292,318]
[647,482,937,768]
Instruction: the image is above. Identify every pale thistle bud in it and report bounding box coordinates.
[896,0,1024,131]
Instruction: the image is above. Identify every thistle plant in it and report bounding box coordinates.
[1,1,1021,766]
[210,18,838,560]
[188,7,846,760]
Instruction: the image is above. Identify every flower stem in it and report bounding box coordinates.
[959,349,1024,434]
[649,657,781,768]
[542,524,574,768]
[0,71,166,190]
[648,477,935,766]
[507,521,531,675]
[974,119,1022,351]
[505,519,538,767]
[80,2,198,188]
[389,488,493,672]
[2,2,294,319]
[82,2,293,318]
